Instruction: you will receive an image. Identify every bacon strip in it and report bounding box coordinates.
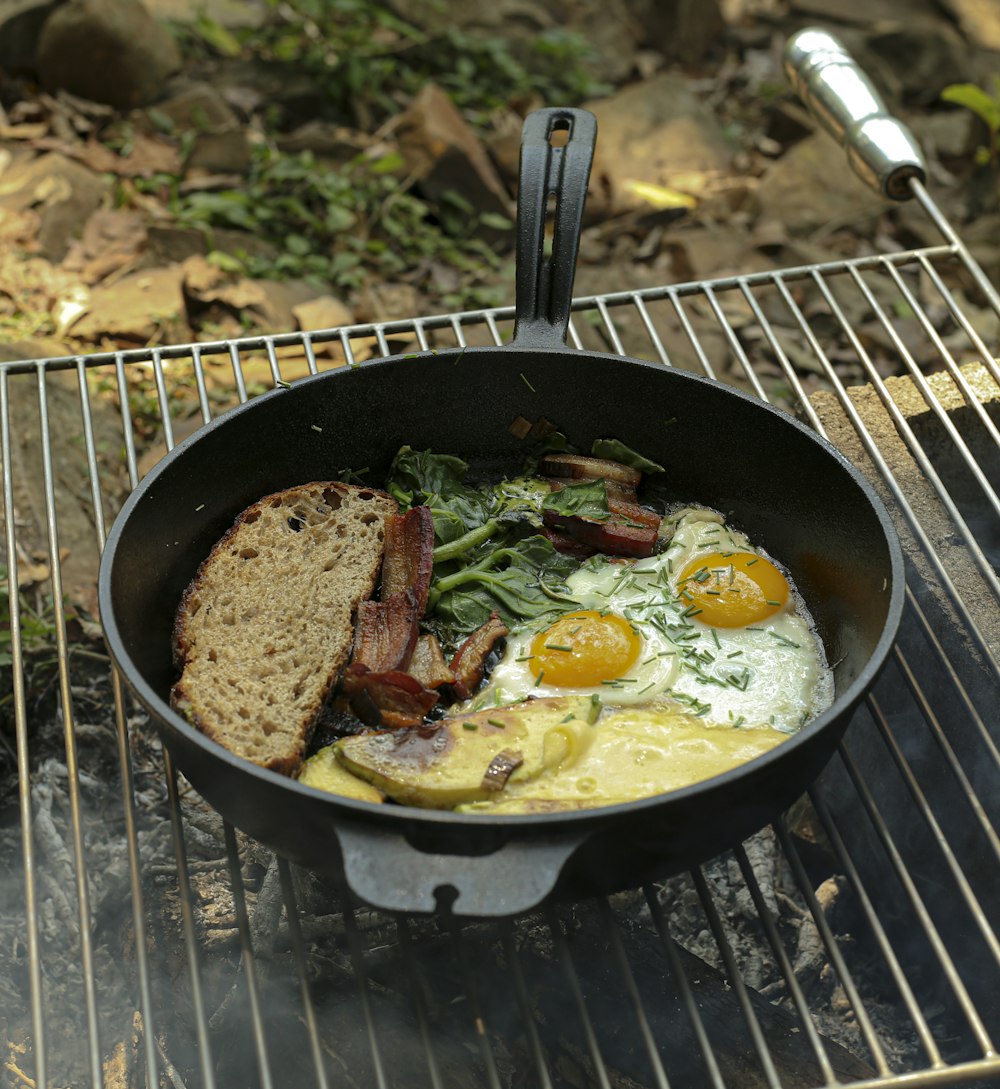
[449,612,509,699]
[341,663,439,728]
[381,506,434,614]
[351,591,419,673]
[542,509,658,558]
[408,633,456,690]
[541,526,596,559]
[538,453,642,490]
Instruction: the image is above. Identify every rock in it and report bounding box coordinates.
[142,0,266,26]
[151,80,253,175]
[584,72,733,217]
[144,224,206,264]
[71,264,189,344]
[624,0,726,65]
[754,131,888,235]
[908,109,980,161]
[789,0,940,24]
[61,208,148,283]
[937,0,1000,51]
[292,295,353,333]
[185,129,252,175]
[0,0,61,74]
[395,82,512,237]
[858,24,968,106]
[155,80,239,131]
[0,151,110,260]
[36,0,182,108]
[275,122,370,164]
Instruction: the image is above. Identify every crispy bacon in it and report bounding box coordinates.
[544,477,660,531]
[449,612,509,699]
[381,506,435,614]
[538,453,642,490]
[408,633,456,690]
[542,509,658,558]
[606,494,662,531]
[541,526,596,559]
[341,663,439,728]
[351,590,419,673]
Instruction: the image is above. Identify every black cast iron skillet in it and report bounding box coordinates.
[99,108,904,917]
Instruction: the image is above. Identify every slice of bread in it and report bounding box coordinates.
[171,482,398,774]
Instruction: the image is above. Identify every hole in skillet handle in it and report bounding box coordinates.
[513,107,597,351]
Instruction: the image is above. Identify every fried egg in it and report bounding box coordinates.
[464,508,834,734]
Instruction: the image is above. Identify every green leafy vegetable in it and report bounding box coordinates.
[590,439,665,474]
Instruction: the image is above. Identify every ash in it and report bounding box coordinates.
[1,662,922,1088]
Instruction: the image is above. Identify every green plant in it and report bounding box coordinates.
[941,78,1000,166]
[187,0,610,129]
[173,144,513,306]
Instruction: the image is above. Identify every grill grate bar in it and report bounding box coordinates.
[704,284,770,402]
[1,371,49,1089]
[277,858,331,1089]
[775,820,893,1076]
[643,887,728,1089]
[595,897,672,1089]
[813,270,1000,603]
[397,915,451,1089]
[867,692,1000,960]
[692,866,783,1089]
[883,260,1000,444]
[164,751,218,1089]
[222,820,277,1089]
[445,916,507,1089]
[847,265,1000,516]
[891,639,1000,827]
[340,898,393,1089]
[35,366,106,1087]
[835,741,996,1056]
[808,785,943,1066]
[773,275,1000,679]
[545,905,615,1089]
[732,843,839,1084]
[915,253,1000,388]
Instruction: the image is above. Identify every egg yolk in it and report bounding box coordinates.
[529,610,641,687]
[677,551,789,628]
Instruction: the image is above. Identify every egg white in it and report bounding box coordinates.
[463,508,834,734]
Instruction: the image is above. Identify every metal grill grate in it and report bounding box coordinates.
[2,170,999,1089]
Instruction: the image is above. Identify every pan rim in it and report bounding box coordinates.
[98,344,906,830]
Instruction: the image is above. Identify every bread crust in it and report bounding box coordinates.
[170,481,397,774]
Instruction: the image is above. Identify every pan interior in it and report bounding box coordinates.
[102,346,900,816]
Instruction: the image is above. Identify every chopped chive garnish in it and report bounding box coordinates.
[769,632,801,648]
[195,503,205,511]
[638,682,656,694]
[766,600,781,607]
[727,650,744,658]
[560,713,577,723]
[276,379,291,389]
[746,557,759,566]
[587,694,602,724]
[520,372,536,392]
[731,715,745,728]
[486,718,506,729]
[569,625,582,635]
[463,722,478,731]
[745,627,765,632]
[516,656,535,662]
[544,643,573,652]
[310,424,323,432]
[534,670,545,686]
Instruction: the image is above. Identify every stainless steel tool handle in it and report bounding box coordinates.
[783,27,927,200]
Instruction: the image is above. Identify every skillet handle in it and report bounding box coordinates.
[512,107,597,350]
[333,822,586,916]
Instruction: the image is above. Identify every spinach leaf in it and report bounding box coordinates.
[430,534,580,638]
[590,438,665,474]
[386,446,470,504]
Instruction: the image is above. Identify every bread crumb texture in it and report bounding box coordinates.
[171,482,397,773]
